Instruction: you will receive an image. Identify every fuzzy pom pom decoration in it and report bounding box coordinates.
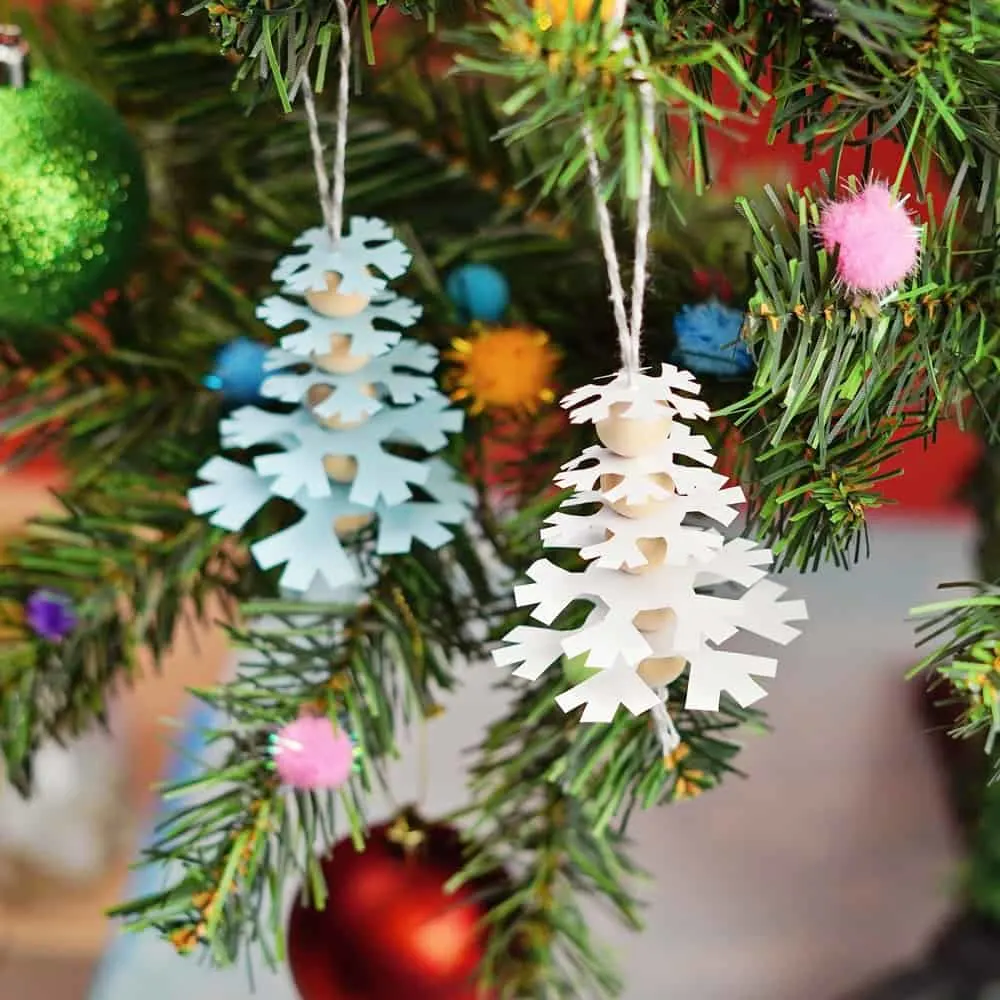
[204,337,269,404]
[818,181,921,296]
[25,589,77,642]
[672,299,753,378]
[270,717,356,790]
[446,263,511,324]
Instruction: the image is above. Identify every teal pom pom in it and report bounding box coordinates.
[446,263,510,323]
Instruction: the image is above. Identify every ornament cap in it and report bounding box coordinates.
[0,25,30,90]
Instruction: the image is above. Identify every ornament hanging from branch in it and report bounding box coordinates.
[187,1,471,596]
[493,364,807,721]
[188,216,473,595]
[493,71,807,736]
[0,24,148,328]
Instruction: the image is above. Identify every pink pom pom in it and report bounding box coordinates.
[818,181,921,296]
[271,716,355,790]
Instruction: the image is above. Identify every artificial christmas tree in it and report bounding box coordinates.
[1,1,999,998]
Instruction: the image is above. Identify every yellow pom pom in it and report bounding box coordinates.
[444,325,560,415]
[531,0,617,27]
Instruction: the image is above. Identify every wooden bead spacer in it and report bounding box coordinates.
[323,455,359,483]
[637,656,687,686]
[600,472,675,519]
[603,527,667,573]
[305,273,371,318]
[334,512,373,537]
[595,401,671,458]
[307,383,376,430]
[314,334,371,375]
[623,535,668,574]
[633,607,673,632]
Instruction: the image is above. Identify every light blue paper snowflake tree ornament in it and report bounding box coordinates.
[189,217,473,595]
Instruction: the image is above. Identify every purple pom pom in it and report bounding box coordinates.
[24,589,77,642]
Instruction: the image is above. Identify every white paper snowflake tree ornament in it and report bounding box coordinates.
[493,365,807,723]
[188,217,473,596]
[488,64,807,735]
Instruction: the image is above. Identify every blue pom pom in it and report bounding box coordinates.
[445,263,510,323]
[672,300,754,378]
[204,337,269,403]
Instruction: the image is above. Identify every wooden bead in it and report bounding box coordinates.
[633,607,673,632]
[305,273,370,318]
[334,512,373,537]
[600,472,675,518]
[307,383,376,430]
[603,527,668,573]
[595,402,671,458]
[638,656,687,686]
[323,455,358,483]
[621,535,668,574]
[314,334,371,375]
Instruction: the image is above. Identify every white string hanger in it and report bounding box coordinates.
[581,77,657,383]
[299,0,352,245]
[629,81,656,374]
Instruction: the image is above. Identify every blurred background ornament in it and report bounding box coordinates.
[0,27,148,329]
[287,812,504,1000]
[204,337,269,404]
[0,724,131,902]
[444,325,559,415]
[672,300,754,379]
[445,263,510,324]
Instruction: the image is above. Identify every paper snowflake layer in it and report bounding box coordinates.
[493,365,807,722]
[189,218,472,594]
[271,217,411,298]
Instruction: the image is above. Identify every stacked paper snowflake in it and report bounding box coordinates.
[189,217,473,594]
[493,365,807,722]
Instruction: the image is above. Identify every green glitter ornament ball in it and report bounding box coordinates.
[0,71,148,328]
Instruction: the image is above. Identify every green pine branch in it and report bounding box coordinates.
[747,1,1000,188]
[109,592,759,997]
[909,583,1000,763]
[722,179,1000,569]
[0,474,246,792]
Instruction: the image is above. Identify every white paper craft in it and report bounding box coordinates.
[492,365,807,722]
[189,217,473,594]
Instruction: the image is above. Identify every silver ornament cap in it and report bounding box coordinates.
[0,24,30,90]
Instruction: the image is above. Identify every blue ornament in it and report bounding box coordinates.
[204,337,269,404]
[672,300,754,378]
[445,263,510,323]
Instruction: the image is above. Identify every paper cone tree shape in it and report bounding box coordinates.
[493,365,807,722]
[189,217,473,594]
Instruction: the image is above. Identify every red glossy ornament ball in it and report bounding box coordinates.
[287,813,501,1000]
